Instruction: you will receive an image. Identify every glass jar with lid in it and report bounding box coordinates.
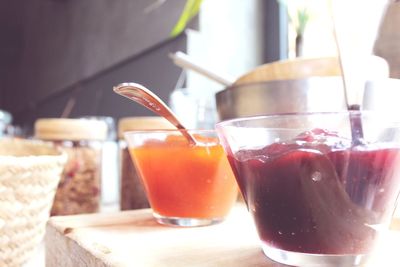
[34,118,107,215]
[118,116,173,210]
[79,116,119,208]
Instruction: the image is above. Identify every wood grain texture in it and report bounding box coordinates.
[45,205,283,267]
[45,205,400,267]
[233,57,342,86]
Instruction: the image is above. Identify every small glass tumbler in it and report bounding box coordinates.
[124,129,238,227]
[216,111,400,266]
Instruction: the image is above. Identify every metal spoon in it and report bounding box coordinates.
[330,2,365,145]
[113,82,197,145]
[169,51,235,86]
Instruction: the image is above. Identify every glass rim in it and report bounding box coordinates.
[123,128,217,135]
[216,110,400,128]
[123,129,220,147]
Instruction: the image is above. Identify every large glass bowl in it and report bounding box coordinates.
[216,111,400,266]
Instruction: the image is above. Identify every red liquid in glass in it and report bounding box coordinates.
[227,129,400,255]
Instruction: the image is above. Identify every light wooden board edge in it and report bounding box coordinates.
[48,208,153,233]
[46,223,109,267]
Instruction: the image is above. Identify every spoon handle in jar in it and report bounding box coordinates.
[113,83,197,145]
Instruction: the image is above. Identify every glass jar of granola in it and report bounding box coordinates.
[118,117,173,210]
[34,118,107,215]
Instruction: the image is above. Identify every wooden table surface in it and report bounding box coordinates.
[45,204,400,267]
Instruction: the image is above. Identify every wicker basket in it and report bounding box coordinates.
[0,138,66,267]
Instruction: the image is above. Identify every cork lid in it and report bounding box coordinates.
[35,118,107,141]
[118,116,174,139]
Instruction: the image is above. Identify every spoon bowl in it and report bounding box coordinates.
[113,83,197,145]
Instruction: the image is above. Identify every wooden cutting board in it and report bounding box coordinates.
[45,204,400,267]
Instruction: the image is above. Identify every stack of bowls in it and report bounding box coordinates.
[215,56,390,120]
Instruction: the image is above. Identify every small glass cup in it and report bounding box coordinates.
[124,129,238,227]
[216,111,400,266]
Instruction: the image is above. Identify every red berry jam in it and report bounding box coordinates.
[227,129,400,255]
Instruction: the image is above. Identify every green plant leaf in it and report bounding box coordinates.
[276,0,311,35]
[296,8,310,35]
[170,0,203,37]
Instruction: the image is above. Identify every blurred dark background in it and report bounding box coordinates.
[0,0,195,133]
[2,0,397,135]
[0,0,287,135]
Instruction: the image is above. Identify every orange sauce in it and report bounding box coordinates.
[129,135,238,219]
